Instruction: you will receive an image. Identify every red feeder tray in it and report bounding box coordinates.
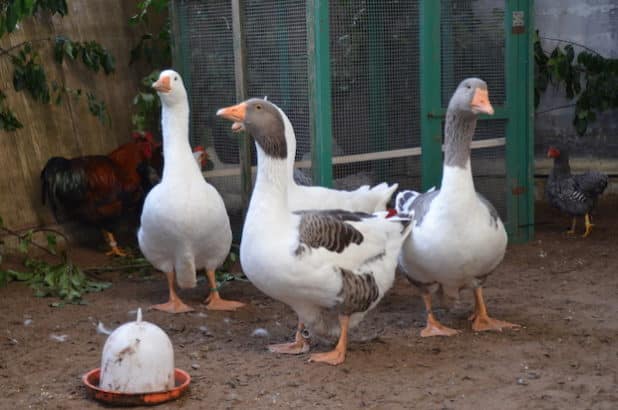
[83,368,191,406]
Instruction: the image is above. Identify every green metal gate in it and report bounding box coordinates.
[170,0,534,243]
[420,0,534,243]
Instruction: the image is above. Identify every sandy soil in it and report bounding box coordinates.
[1,198,617,410]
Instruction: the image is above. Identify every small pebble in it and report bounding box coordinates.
[527,372,541,380]
[23,319,33,326]
[226,392,240,401]
[251,328,269,337]
[516,377,529,386]
[50,334,68,342]
[191,363,200,370]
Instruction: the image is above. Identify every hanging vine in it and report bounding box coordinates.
[534,30,618,136]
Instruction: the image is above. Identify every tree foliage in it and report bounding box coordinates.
[535,31,618,136]
[0,0,115,131]
[129,0,171,135]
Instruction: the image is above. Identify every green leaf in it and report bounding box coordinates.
[9,269,34,281]
[102,53,115,75]
[46,234,57,254]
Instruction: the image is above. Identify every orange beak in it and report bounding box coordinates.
[470,88,494,115]
[152,75,171,93]
[216,103,247,130]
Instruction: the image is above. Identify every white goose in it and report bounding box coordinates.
[218,99,411,365]
[397,78,519,336]
[232,112,397,212]
[138,70,244,313]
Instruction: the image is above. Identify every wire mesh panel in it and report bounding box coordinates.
[440,0,506,106]
[328,1,421,193]
[440,0,508,221]
[171,0,532,240]
[173,0,243,236]
[244,0,311,173]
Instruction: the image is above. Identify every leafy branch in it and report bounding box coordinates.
[0,0,116,131]
[0,215,111,303]
[129,0,171,134]
[534,31,618,135]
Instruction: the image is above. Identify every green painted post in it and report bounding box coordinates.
[420,0,443,190]
[367,0,386,181]
[306,0,333,187]
[504,0,518,239]
[522,0,535,241]
[231,0,252,216]
[505,0,534,243]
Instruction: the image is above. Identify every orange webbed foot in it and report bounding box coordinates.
[470,313,520,332]
[268,339,310,355]
[421,316,461,337]
[308,349,346,366]
[203,292,245,311]
[150,300,194,314]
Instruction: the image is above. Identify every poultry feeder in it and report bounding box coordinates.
[83,308,190,406]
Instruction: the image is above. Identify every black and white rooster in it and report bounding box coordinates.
[545,146,608,237]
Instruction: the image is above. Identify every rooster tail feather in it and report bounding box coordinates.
[40,157,88,216]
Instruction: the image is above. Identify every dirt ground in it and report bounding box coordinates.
[1,197,617,410]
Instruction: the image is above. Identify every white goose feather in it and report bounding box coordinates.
[138,70,231,301]
[217,99,411,362]
[396,78,517,335]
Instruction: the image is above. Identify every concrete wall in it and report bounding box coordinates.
[534,0,618,159]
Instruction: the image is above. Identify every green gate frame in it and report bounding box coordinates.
[419,0,534,243]
[171,0,534,243]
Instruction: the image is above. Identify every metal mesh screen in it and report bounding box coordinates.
[328,1,421,193]
[244,0,311,175]
[174,0,243,237]
[440,0,506,106]
[441,0,507,221]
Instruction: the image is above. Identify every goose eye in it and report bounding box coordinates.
[256,104,262,110]
[465,84,471,89]
[174,76,178,81]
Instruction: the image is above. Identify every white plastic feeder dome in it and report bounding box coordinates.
[99,309,175,393]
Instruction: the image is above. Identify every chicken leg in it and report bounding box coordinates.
[566,218,577,235]
[102,230,128,257]
[151,271,194,313]
[469,287,519,332]
[308,315,349,366]
[582,213,594,238]
[420,292,460,337]
[203,269,245,311]
[268,321,310,354]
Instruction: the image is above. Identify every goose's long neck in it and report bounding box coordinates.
[440,110,477,195]
[249,145,290,217]
[160,102,201,181]
[277,108,298,186]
